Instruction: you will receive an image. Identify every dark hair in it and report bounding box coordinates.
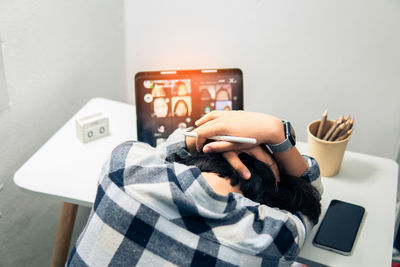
[151,84,167,97]
[173,99,189,117]
[216,87,231,100]
[173,81,188,95]
[176,152,321,223]
[199,88,212,101]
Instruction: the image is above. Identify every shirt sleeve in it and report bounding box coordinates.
[300,155,323,196]
[102,129,195,219]
[163,128,192,161]
[290,155,323,241]
[114,128,191,170]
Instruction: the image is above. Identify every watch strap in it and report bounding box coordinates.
[265,138,293,153]
[264,120,295,153]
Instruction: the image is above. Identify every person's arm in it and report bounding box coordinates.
[159,128,196,162]
[193,111,308,179]
[195,111,323,238]
[104,128,193,180]
[273,147,308,178]
[184,131,197,155]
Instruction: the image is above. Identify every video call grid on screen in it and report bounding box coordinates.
[135,69,243,147]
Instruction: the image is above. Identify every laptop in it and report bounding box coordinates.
[135,68,243,146]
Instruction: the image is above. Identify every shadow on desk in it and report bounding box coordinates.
[296,257,330,267]
[338,157,378,182]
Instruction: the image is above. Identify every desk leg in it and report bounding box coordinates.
[51,202,78,267]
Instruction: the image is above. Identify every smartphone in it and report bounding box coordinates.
[312,199,365,255]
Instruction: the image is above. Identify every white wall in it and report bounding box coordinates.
[0,0,124,265]
[0,1,399,265]
[0,45,10,110]
[125,0,400,159]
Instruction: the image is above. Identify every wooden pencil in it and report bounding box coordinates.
[336,118,354,141]
[329,123,345,141]
[340,119,352,136]
[349,118,354,130]
[323,116,344,141]
[316,109,328,139]
[336,129,353,141]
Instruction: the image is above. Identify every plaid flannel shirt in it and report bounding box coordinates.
[68,129,322,267]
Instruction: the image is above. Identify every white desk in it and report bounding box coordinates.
[14,98,137,266]
[296,143,398,267]
[14,98,137,207]
[14,98,398,267]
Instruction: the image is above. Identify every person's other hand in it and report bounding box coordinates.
[222,146,280,181]
[194,111,284,153]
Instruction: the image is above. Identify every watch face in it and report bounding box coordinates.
[268,121,296,153]
[289,135,296,145]
[291,124,296,141]
[287,122,296,145]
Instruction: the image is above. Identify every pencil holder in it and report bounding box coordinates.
[307,120,351,177]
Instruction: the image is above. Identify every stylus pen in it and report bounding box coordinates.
[182,131,257,144]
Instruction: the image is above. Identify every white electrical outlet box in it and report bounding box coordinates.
[75,112,109,143]
[0,42,10,111]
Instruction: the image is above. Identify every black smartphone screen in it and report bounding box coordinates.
[313,199,365,254]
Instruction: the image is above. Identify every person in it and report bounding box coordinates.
[173,81,189,96]
[199,87,212,101]
[173,99,189,117]
[215,87,231,101]
[67,111,323,267]
[153,97,169,118]
[151,84,167,97]
[176,152,321,224]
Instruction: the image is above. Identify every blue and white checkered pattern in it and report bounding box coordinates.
[68,129,322,267]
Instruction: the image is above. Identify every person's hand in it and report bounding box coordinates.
[193,111,308,179]
[194,111,285,153]
[222,146,280,181]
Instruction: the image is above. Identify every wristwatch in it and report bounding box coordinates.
[265,120,296,153]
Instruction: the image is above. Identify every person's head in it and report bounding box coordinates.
[200,88,212,101]
[174,100,189,117]
[176,152,321,223]
[216,87,230,101]
[153,98,169,117]
[152,84,167,97]
[173,81,188,96]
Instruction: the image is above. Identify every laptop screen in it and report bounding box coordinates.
[135,69,243,146]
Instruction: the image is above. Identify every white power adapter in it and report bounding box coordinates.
[75,112,109,143]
